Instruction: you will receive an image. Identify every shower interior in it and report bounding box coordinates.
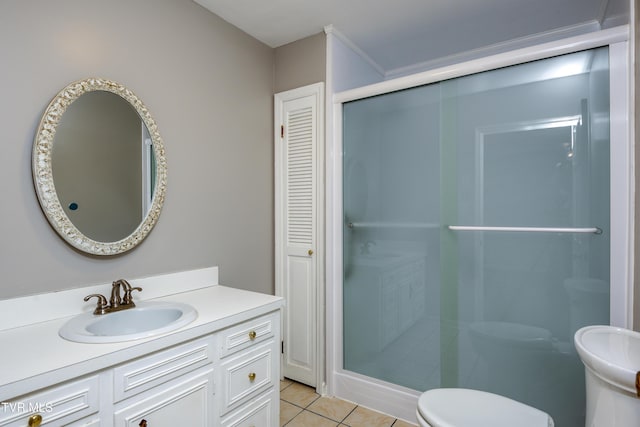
[341,47,611,426]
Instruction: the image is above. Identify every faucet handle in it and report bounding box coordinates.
[117,279,133,291]
[117,279,142,304]
[123,286,142,305]
[84,294,109,315]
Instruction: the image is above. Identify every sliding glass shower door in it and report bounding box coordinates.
[342,47,610,426]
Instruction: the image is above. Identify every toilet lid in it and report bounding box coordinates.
[418,389,552,427]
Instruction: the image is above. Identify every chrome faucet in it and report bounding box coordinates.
[84,279,143,315]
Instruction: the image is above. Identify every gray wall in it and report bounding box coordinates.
[0,0,275,299]
[274,32,326,94]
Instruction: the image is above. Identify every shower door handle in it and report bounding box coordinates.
[448,225,602,234]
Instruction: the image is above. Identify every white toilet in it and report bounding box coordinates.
[574,325,640,426]
[416,388,554,427]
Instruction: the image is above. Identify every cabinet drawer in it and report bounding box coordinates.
[220,340,276,413]
[220,389,277,427]
[114,366,214,427]
[219,313,276,358]
[0,375,99,427]
[113,336,214,402]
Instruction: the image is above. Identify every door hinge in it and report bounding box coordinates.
[280,125,284,139]
[281,340,284,354]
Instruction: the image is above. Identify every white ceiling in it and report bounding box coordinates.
[194,0,628,73]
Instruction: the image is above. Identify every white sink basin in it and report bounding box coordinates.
[59,301,198,343]
[574,325,640,394]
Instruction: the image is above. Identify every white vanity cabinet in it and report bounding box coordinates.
[218,312,280,427]
[0,280,283,427]
[1,337,219,427]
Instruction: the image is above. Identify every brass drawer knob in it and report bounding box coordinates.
[308,249,314,256]
[248,330,257,340]
[248,372,256,382]
[28,414,42,427]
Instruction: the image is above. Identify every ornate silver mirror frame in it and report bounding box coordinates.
[32,78,167,255]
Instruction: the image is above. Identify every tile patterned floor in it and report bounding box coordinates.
[280,379,418,427]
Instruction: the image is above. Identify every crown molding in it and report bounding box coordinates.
[324,25,386,78]
[386,20,604,79]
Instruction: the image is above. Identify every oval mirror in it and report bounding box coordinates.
[32,78,167,255]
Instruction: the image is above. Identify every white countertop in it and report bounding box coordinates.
[0,284,283,400]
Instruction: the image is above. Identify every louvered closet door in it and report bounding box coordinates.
[275,84,322,387]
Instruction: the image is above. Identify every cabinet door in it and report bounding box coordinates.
[114,367,214,427]
[220,389,277,427]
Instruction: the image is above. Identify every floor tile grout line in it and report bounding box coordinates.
[282,406,342,426]
[281,399,412,427]
[306,408,345,425]
[280,379,416,427]
[281,394,354,425]
[280,380,294,392]
[339,404,359,424]
[280,401,303,427]
[282,390,355,423]
[305,402,357,424]
[280,392,320,409]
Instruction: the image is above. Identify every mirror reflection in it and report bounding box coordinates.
[32,78,167,255]
[52,91,155,242]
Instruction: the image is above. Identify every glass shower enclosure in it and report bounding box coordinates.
[342,47,610,426]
